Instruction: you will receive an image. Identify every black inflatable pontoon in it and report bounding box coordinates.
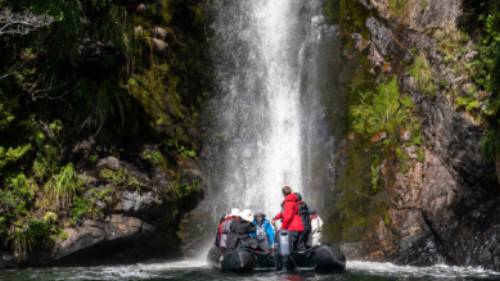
[207,245,346,273]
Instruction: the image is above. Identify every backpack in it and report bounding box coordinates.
[219,218,233,248]
[298,201,311,231]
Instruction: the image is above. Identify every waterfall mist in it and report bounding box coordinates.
[181,0,346,255]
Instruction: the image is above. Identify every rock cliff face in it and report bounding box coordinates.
[324,0,500,270]
[0,0,209,268]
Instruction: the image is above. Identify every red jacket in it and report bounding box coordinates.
[274,193,304,232]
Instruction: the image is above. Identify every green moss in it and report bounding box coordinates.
[388,0,408,16]
[324,139,390,242]
[370,160,381,193]
[408,53,437,96]
[324,0,370,36]
[128,63,186,128]
[350,76,408,139]
[166,139,197,158]
[176,180,201,199]
[142,148,169,170]
[99,168,144,190]
[383,210,392,226]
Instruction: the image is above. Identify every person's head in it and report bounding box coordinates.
[282,186,292,196]
[309,209,317,215]
[255,213,266,224]
[240,209,255,223]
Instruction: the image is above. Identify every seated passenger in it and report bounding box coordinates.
[251,213,275,253]
[216,208,241,250]
[307,210,323,247]
[226,209,256,250]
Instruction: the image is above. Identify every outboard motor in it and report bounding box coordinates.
[277,230,293,270]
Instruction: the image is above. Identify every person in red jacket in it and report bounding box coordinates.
[272,186,304,251]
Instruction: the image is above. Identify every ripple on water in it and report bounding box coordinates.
[1,260,499,281]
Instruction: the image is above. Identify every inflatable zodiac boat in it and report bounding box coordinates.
[207,244,346,272]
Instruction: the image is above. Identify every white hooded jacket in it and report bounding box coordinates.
[307,215,323,247]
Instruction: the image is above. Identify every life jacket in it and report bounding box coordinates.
[219,216,236,249]
[297,200,311,231]
[255,224,267,242]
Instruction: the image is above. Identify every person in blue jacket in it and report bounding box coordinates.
[250,213,275,253]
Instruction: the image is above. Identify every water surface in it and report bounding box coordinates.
[1,260,499,281]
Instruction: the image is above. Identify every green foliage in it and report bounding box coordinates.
[76,80,127,134]
[142,148,168,169]
[0,103,15,130]
[0,144,32,169]
[128,63,185,128]
[71,187,113,224]
[166,139,197,158]
[324,0,370,36]
[481,129,500,160]
[70,196,92,224]
[383,210,392,226]
[350,77,409,138]
[0,174,35,220]
[370,161,381,193]
[99,168,144,190]
[408,53,437,96]
[388,0,407,15]
[176,180,201,199]
[7,216,58,260]
[0,0,209,260]
[474,2,500,157]
[44,163,81,209]
[323,139,389,242]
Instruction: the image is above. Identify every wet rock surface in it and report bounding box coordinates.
[331,0,500,271]
[52,215,154,260]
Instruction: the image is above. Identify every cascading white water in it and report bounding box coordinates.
[206,0,312,216]
[250,0,304,215]
[182,0,341,254]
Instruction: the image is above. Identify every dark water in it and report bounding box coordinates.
[1,260,499,281]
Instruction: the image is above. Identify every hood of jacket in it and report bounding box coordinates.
[284,193,299,203]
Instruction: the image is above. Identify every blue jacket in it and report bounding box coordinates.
[250,218,275,247]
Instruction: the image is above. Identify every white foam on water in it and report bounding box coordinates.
[23,260,208,281]
[347,260,500,279]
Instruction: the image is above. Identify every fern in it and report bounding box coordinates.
[351,76,408,137]
[44,163,81,209]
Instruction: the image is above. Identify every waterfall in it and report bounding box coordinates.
[207,0,315,216]
[182,0,343,254]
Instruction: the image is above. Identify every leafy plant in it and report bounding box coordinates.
[0,144,32,169]
[350,76,409,138]
[165,139,197,158]
[408,53,437,96]
[370,162,381,193]
[44,163,81,208]
[71,196,92,225]
[142,148,168,169]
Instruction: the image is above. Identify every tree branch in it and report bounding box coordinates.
[0,8,54,36]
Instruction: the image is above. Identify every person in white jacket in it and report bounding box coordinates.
[307,210,323,247]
